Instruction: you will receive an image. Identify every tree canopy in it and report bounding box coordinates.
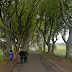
[0,0,72,59]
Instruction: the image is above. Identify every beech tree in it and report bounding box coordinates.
[0,0,41,55]
[60,0,72,59]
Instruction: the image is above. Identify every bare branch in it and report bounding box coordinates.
[10,0,25,19]
[30,20,39,33]
[0,16,9,28]
[60,0,72,27]
[54,34,58,43]
[0,26,5,31]
[62,36,67,43]
[15,0,19,18]
[62,28,67,43]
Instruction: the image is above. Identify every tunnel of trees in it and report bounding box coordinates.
[0,0,72,59]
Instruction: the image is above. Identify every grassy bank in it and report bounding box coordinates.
[0,49,4,64]
[0,44,66,63]
[54,44,66,56]
[35,44,66,56]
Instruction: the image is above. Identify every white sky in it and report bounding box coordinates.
[56,31,69,43]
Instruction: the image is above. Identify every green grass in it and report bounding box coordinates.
[0,49,4,64]
[54,44,66,56]
[35,46,43,52]
[35,46,39,51]
[35,44,66,56]
[44,44,66,56]
[29,47,32,51]
[0,44,66,64]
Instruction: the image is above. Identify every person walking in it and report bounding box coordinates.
[9,50,13,63]
[14,52,17,63]
[19,49,25,64]
[24,51,28,63]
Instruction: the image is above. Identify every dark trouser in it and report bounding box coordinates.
[20,56,24,64]
[10,59,12,62]
[14,59,17,63]
[24,56,27,63]
[20,56,27,63]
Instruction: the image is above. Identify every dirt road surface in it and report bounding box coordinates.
[0,50,72,72]
[12,51,69,72]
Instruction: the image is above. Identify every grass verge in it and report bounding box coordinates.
[0,49,5,64]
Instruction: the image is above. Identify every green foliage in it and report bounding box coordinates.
[0,19,4,27]
[0,19,6,38]
[38,0,61,34]
[35,46,39,51]
[0,0,68,58]
[0,49,4,63]
[54,45,57,50]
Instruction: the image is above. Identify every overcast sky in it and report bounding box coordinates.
[56,31,69,43]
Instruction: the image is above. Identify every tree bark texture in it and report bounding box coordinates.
[48,36,51,52]
[43,37,46,51]
[60,0,72,59]
[37,33,42,51]
[51,35,55,54]
[5,18,12,56]
[66,28,72,59]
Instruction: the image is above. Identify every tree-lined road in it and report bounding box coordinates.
[13,51,68,72]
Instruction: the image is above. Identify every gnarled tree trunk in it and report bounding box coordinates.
[43,38,46,51]
[66,28,72,59]
[5,19,12,56]
[60,0,72,59]
[51,35,55,54]
[48,36,51,52]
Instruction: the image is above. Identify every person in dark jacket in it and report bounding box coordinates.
[24,51,28,63]
[19,49,25,64]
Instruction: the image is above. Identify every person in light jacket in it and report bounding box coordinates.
[9,50,13,62]
[14,52,17,63]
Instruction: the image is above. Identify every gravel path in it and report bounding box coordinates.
[12,51,68,72]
